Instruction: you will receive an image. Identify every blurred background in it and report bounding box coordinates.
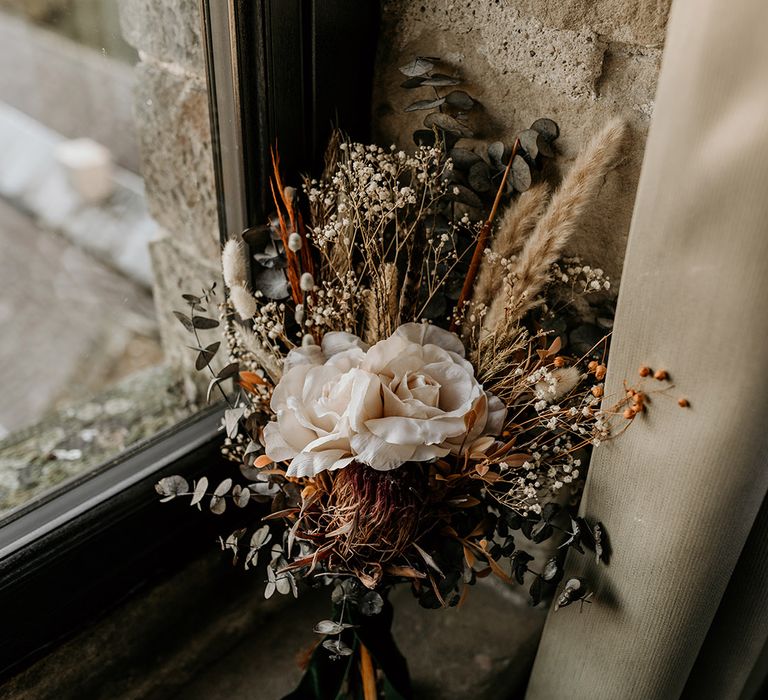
[0,0,189,515]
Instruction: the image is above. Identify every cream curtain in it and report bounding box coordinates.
[525,0,768,698]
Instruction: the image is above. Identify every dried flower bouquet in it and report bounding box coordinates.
[157,61,652,697]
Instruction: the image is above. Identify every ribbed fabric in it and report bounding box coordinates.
[525,0,768,698]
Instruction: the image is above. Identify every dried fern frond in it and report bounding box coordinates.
[485,118,628,334]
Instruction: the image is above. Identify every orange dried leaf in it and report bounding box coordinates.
[253,454,274,468]
[386,565,427,580]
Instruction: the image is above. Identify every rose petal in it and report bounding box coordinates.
[286,450,355,478]
[350,430,416,470]
[322,332,369,358]
[394,322,465,357]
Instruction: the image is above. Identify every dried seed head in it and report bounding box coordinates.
[678,397,689,408]
[288,232,303,252]
[639,365,651,377]
[588,360,598,372]
[230,284,258,320]
[623,408,635,420]
[300,272,315,292]
[591,385,603,398]
[654,369,669,381]
[222,238,248,289]
[554,356,566,368]
[595,364,607,380]
[301,333,315,347]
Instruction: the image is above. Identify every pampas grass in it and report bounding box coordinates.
[484,118,628,336]
[471,182,551,314]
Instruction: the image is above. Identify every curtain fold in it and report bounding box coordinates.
[525,0,768,698]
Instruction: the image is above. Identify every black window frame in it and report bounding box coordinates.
[0,0,378,681]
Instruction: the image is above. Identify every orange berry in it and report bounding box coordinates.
[588,360,598,371]
[595,364,607,380]
[623,408,635,419]
[654,369,669,381]
[591,386,604,398]
[678,397,689,408]
[639,366,651,377]
[554,356,566,368]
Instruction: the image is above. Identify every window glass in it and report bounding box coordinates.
[0,1,207,517]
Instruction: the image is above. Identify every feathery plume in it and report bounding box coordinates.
[222,238,249,289]
[471,182,551,313]
[230,284,258,320]
[485,118,628,333]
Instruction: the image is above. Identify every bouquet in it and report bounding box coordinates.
[156,59,675,698]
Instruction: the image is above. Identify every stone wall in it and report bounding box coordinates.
[118,0,223,378]
[373,0,671,283]
[119,0,670,371]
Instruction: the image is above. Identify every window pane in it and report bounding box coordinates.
[0,1,216,516]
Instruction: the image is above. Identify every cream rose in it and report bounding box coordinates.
[263,323,506,477]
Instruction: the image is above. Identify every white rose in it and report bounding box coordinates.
[264,323,506,478]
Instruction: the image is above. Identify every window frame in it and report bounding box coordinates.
[0,0,379,681]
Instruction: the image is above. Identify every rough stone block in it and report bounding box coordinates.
[118,0,204,76]
[383,0,607,101]
[134,61,220,266]
[515,0,672,46]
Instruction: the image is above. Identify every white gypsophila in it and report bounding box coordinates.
[264,323,506,477]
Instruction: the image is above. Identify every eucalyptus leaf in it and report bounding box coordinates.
[468,160,492,193]
[190,476,208,507]
[487,141,505,168]
[314,620,346,635]
[155,475,189,502]
[424,112,473,138]
[530,117,560,143]
[400,76,427,89]
[173,311,194,332]
[234,486,251,508]
[251,525,271,549]
[322,639,354,657]
[444,89,475,110]
[217,362,240,380]
[518,128,540,160]
[209,494,226,514]
[195,341,220,371]
[511,154,532,192]
[447,183,483,208]
[275,573,292,595]
[360,591,384,616]
[399,57,435,77]
[214,478,233,497]
[192,315,219,330]
[448,147,483,170]
[421,73,462,87]
[225,407,246,439]
[404,97,446,112]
